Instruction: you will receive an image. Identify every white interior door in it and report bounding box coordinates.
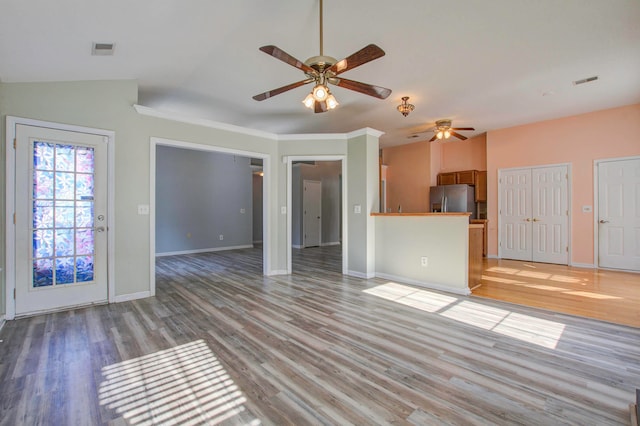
[500,165,569,264]
[500,169,532,261]
[303,180,322,248]
[531,166,568,264]
[15,124,108,315]
[598,158,640,271]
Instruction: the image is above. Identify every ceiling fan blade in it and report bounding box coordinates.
[252,79,314,101]
[327,44,386,75]
[259,45,315,73]
[330,77,392,99]
[451,127,475,131]
[450,131,468,140]
[429,135,438,142]
[314,100,328,113]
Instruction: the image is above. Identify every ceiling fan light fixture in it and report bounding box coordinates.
[326,94,339,109]
[312,83,329,101]
[397,96,415,117]
[302,93,315,109]
[444,129,451,139]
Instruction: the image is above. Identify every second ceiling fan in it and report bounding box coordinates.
[252,0,392,113]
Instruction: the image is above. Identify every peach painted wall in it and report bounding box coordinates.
[486,103,640,265]
[382,140,431,212]
[431,133,487,182]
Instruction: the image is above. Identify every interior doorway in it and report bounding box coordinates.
[150,137,270,296]
[288,157,346,274]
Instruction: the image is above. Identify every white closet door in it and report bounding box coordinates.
[500,169,532,261]
[531,166,568,264]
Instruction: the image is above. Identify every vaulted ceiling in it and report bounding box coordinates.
[1,0,639,147]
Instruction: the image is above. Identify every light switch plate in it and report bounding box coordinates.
[354,205,362,214]
[582,205,592,213]
[281,206,287,214]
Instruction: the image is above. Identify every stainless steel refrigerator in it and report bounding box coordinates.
[429,184,477,219]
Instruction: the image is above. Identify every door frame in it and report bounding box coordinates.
[497,162,572,264]
[593,155,640,269]
[149,137,272,296]
[286,155,347,274]
[5,116,116,320]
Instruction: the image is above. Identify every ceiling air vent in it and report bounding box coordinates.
[92,42,115,56]
[572,75,598,86]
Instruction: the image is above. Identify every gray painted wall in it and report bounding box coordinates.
[0,79,381,311]
[155,146,252,254]
[291,162,342,247]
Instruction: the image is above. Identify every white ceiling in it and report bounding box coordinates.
[1,0,639,147]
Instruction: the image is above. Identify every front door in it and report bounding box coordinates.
[598,158,640,271]
[303,180,322,248]
[15,124,108,315]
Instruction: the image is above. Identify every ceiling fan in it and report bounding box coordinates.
[428,119,475,141]
[252,0,392,113]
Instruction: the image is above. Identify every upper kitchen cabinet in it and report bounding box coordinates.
[436,169,487,203]
[437,172,457,185]
[456,170,477,185]
[475,171,487,202]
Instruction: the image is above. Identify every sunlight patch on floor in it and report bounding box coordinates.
[564,291,622,300]
[99,340,261,426]
[364,283,566,349]
[364,282,457,312]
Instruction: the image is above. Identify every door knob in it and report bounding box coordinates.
[524,218,531,222]
[95,226,106,232]
[532,218,540,222]
[599,219,609,224]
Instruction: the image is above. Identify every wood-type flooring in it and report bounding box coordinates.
[0,245,639,425]
[474,258,640,328]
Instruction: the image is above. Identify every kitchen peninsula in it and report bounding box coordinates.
[373,212,482,295]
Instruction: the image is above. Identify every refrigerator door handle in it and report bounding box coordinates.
[443,196,447,212]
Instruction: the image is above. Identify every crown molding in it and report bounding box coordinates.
[133,104,384,141]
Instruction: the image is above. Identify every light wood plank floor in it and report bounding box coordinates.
[0,245,639,425]
[473,258,640,328]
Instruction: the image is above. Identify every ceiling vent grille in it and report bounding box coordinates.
[573,76,598,86]
[92,42,115,56]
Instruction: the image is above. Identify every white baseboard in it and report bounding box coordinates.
[375,272,471,296]
[292,244,304,249]
[487,254,499,259]
[267,269,289,276]
[156,244,253,257]
[570,262,596,269]
[253,240,263,244]
[320,241,341,247]
[0,315,5,331]
[347,270,376,279]
[114,291,152,303]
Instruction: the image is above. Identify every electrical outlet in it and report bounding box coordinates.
[137,204,149,215]
[219,234,224,240]
[240,208,246,214]
[421,256,428,267]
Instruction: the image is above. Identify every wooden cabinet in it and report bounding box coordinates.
[475,170,487,202]
[470,219,488,256]
[468,225,483,290]
[437,172,457,185]
[456,170,477,185]
[437,169,487,204]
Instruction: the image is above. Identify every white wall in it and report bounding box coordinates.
[375,214,470,295]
